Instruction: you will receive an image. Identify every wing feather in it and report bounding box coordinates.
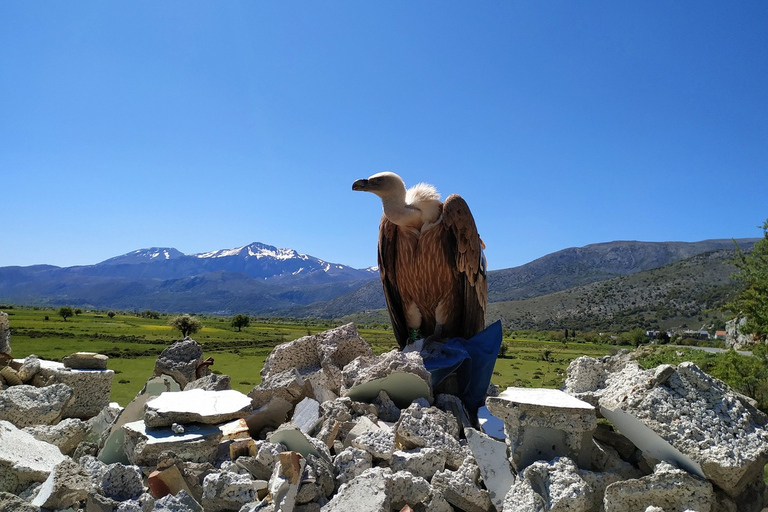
[378,215,409,349]
[442,194,488,339]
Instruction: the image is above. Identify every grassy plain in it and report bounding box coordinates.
[3,306,617,406]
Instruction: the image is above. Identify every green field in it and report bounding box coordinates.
[3,306,617,406]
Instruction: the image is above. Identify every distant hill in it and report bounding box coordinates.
[0,238,757,328]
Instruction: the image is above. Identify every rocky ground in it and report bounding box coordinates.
[1,310,767,512]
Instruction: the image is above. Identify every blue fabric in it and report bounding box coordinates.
[422,320,503,414]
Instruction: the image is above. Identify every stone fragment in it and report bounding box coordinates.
[86,402,122,445]
[98,375,180,464]
[36,359,114,419]
[393,401,464,468]
[122,420,222,466]
[503,457,591,512]
[17,354,41,382]
[0,383,73,427]
[183,373,231,392]
[0,312,10,356]
[597,359,768,498]
[62,352,109,370]
[268,424,332,462]
[148,464,193,499]
[0,491,39,512]
[31,457,90,509]
[296,454,334,505]
[603,461,714,512]
[373,390,401,422]
[351,427,395,463]
[322,467,391,512]
[465,427,515,511]
[235,441,286,481]
[153,489,203,512]
[246,396,294,438]
[261,323,375,395]
[249,368,309,409]
[486,387,596,472]
[333,447,373,489]
[390,448,446,481]
[342,415,379,448]
[269,451,306,512]
[292,397,321,434]
[431,455,493,512]
[220,418,250,441]
[144,388,253,428]
[341,349,432,408]
[98,462,145,501]
[562,352,634,407]
[154,338,206,389]
[201,470,267,512]
[23,417,91,456]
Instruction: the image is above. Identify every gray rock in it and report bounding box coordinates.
[23,418,91,456]
[341,349,432,409]
[603,461,714,512]
[0,420,65,493]
[153,489,203,512]
[321,467,390,512]
[465,427,515,511]
[144,389,253,428]
[350,427,395,463]
[184,373,231,391]
[393,401,464,469]
[333,447,372,489]
[246,396,293,439]
[432,455,493,512]
[503,457,591,512]
[390,447,446,481]
[292,397,321,434]
[99,462,145,501]
[17,355,41,383]
[296,454,334,505]
[269,451,306,512]
[0,491,39,512]
[201,470,266,512]
[234,441,286,481]
[0,383,73,427]
[248,368,309,410]
[31,457,90,509]
[154,338,205,389]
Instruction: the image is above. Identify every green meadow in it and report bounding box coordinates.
[3,306,617,406]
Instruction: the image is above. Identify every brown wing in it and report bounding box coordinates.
[442,194,488,339]
[378,214,409,349]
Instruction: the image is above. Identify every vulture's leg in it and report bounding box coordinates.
[406,302,423,342]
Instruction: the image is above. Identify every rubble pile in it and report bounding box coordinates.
[0,311,767,511]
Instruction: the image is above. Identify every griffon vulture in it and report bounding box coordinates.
[352,172,487,349]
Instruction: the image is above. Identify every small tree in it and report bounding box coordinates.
[230,314,250,332]
[58,306,74,322]
[725,219,768,341]
[169,314,203,338]
[107,311,116,319]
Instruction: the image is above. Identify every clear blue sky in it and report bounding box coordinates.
[2,2,766,271]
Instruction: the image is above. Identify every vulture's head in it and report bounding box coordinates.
[352,172,407,200]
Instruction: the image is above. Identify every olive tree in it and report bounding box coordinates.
[169,314,203,338]
[230,314,250,332]
[58,306,74,322]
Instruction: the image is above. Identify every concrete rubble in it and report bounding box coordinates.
[0,318,767,511]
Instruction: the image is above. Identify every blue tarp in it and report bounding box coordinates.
[421,320,503,415]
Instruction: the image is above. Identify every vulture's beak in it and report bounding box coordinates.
[352,179,369,191]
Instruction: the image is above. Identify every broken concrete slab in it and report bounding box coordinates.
[153,337,207,389]
[393,401,464,469]
[486,387,596,472]
[269,451,306,512]
[62,352,109,370]
[598,360,768,498]
[0,383,73,427]
[267,424,331,462]
[148,464,193,499]
[350,427,395,463]
[0,420,66,493]
[122,420,222,466]
[201,469,267,512]
[31,457,90,509]
[235,441,286,481]
[603,461,714,512]
[35,359,114,420]
[333,447,373,489]
[292,397,321,434]
[503,457,591,512]
[154,489,203,512]
[246,396,294,439]
[390,447,446,482]
[260,323,375,396]
[98,375,180,464]
[184,373,232,392]
[249,368,309,410]
[431,455,493,512]
[23,417,91,456]
[144,388,253,428]
[465,427,515,511]
[0,491,39,512]
[341,350,432,408]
